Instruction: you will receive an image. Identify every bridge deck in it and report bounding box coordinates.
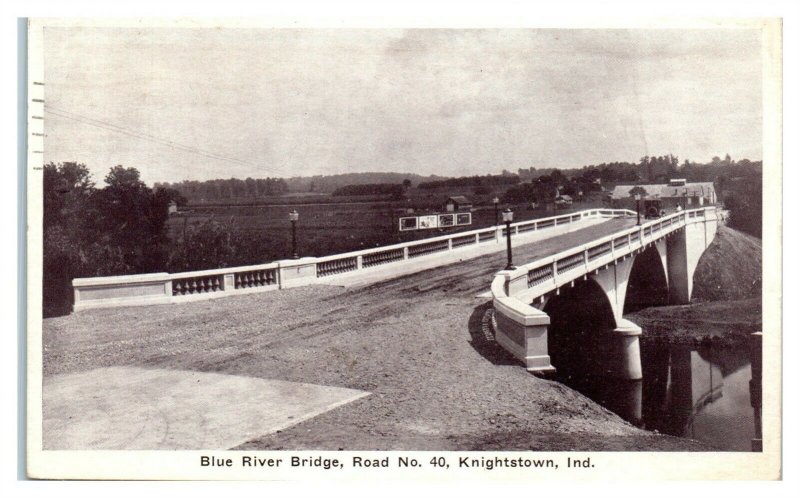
[41,217,708,451]
[324,217,636,292]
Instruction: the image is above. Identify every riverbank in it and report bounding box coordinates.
[626,297,761,347]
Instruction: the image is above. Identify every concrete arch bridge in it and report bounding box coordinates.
[491,206,718,380]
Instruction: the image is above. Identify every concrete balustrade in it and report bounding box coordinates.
[72,208,636,312]
[491,206,718,378]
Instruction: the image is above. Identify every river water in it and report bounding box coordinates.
[558,339,758,451]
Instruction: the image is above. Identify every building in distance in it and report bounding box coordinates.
[443,196,473,212]
[608,179,717,214]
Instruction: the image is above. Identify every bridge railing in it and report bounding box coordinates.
[490,205,717,372]
[72,207,635,311]
[493,206,717,311]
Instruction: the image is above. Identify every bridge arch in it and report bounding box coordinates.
[624,243,670,314]
[543,278,617,378]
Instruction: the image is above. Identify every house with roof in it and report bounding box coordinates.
[608,179,717,212]
[443,196,472,212]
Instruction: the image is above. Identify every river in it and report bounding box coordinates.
[558,339,759,451]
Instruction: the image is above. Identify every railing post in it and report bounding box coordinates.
[223,273,234,291]
[475,233,480,244]
[356,255,363,269]
[448,238,453,251]
[403,247,409,259]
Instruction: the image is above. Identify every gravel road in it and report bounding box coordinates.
[43,218,708,450]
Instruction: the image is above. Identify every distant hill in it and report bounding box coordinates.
[283,172,448,193]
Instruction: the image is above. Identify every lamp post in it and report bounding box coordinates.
[493,196,500,226]
[634,194,641,225]
[502,208,516,271]
[288,209,299,259]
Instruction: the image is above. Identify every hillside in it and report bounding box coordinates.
[692,225,762,302]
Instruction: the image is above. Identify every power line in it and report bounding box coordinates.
[45,105,258,169]
[44,105,283,176]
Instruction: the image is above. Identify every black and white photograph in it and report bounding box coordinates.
[23,16,783,481]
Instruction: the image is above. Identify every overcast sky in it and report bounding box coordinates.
[43,27,763,185]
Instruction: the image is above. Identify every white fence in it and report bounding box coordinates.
[72,208,635,311]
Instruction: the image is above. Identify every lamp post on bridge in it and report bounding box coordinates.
[493,196,500,226]
[288,209,300,259]
[502,208,516,271]
[634,194,641,226]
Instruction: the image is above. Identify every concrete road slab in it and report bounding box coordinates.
[43,367,369,450]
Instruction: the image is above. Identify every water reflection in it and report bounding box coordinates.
[557,341,757,451]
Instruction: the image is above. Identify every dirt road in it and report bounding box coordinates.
[43,218,708,450]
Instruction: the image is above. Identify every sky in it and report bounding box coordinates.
[42,27,764,185]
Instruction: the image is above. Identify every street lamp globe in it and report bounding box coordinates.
[501,208,514,223]
[288,210,299,222]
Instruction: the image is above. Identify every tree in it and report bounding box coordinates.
[43,162,97,316]
[402,178,412,189]
[45,164,175,314]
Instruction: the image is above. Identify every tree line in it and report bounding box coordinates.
[44,163,178,315]
[155,177,289,203]
[511,155,762,237]
[331,183,406,198]
[417,174,521,189]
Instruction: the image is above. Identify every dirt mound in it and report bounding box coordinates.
[692,225,762,302]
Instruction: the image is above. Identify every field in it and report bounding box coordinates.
[166,190,607,266]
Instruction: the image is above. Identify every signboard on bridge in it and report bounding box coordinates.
[418,215,438,229]
[398,212,472,231]
[399,217,417,231]
[438,214,455,227]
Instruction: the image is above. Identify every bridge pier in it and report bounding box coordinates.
[667,215,719,304]
[607,319,643,380]
[588,259,644,380]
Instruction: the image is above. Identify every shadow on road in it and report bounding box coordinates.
[467,301,519,367]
